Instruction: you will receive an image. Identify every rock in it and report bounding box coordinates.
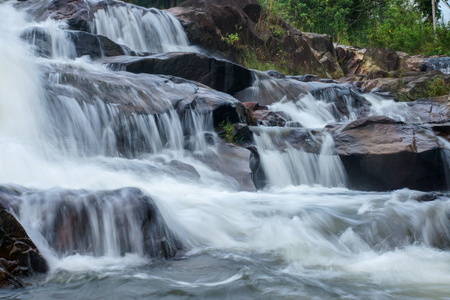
[407,96,450,124]
[252,127,323,154]
[0,198,48,288]
[234,76,309,106]
[17,0,95,31]
[265,70,285,79]
[242,101,268,112]
[4,187,183,258]
[301,32,343,77]
[68,31,133,58]
[403,55,428,72]
[20,27,52,58]
[360,71,450,101]
[240,0,261,23]
[252,110,287,127]
[336,46,399,77]
[110,52,253,94]
[174,84,251,128]
[247,146,266,189]
[196,140,256,191]
[332,116,447,191]
[234,123,254,145]
[168,0,262,53]
[169,0,328,75]
[309,84,371,120]
[21,27,133,59]
[44,63,251,157]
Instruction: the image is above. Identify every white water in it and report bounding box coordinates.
[91,4,197,53]
[1,1,450,298]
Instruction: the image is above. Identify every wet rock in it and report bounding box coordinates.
[332,116,447,191]
[309,84,371,119]
[17,0,94,31]
[265,70,285,79]
[0,198,48,288]
[247,145,266,189]
[167,160,201,179]
[252,110,287,127]
[112,52,253,95]
[20,27,52,58]
[68,31,133,58]
[289,74,321,82]
[175,86,251,128]
[407,96,450,124]
[14,187,183,258]
[251,127,322,154]
[235,76,309,106]
[196,140,256,191]
[234,123,254,145]
[242,102,268,112]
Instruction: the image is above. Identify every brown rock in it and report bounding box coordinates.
[333,116,447,191]
[301,32,343,77]
[0,205,48,288]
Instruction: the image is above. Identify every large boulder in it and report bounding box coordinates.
[1,187,183,259]
[168,0,327,75]
[336,45,400,77]
[110,52,253,94]
[0,189,48,288]
[301,32,343,77]
[331,116,447,191]
[168,0,262,53]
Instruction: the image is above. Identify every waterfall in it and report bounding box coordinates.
[91,5,196,53]
[424,57,450,74]
[1,1,450,298]
[253,127,348,188]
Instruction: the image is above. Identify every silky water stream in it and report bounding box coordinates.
[0,1,449,299]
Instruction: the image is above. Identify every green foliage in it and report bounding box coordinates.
[219,121,236,144]
[224,33,240,46]
[239,46,290,75]
[424,77,450,98]
[367,1,436,54]
[257,0,450,56]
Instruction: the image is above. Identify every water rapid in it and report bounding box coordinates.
[0,1,449,299]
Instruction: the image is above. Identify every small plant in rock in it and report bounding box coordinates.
[224,33,240,46]
[219,120,236,143]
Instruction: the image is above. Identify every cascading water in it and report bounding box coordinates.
[424,57,450,74]
[0,0,450,298]
[91,4,197,53]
